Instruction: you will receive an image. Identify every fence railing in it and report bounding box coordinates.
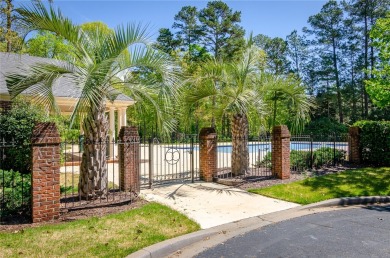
[216,135,272,180]
[0,140,31,224]
[290,134,349,173]
[60,139,137,211]
[139,134,200,187]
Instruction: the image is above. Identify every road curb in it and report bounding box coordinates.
[302,196,390,209]
[127,196,390,258]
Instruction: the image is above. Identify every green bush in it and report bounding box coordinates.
[303,117,348,139]
[0,170,31,216]
[313,147,345,168]
[353,120,390,165]
[290,150,311,170]
[0,99,47,173]
[255,147,345,171]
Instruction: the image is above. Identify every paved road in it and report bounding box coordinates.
[196,205,390,258]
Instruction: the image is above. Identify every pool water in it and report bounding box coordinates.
[216,143,348,153]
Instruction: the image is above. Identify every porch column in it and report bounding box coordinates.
[121,107,127,127]
[118,108,123,130]
[109,107,115,159]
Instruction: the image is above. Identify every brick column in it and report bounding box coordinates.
[272,125,291,180]
[118,126,140,193]
[31,122,61,223]
[199,128,217,182]
[349,127,361,164]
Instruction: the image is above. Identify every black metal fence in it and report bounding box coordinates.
[290,134,349,173]
[215,133,349,181]
[60,139,137,211]
[140,134,200,187]
[216,135,272,181]
[0,140,31,224]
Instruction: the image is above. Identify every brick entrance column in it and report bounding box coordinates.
[31,122,61,223]
[348,127,361,164]
[118,126,140,194]
[272,125,291,179]
[199,128,217,182]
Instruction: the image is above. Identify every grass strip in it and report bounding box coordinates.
[249,167,390,205]
[0,202,200,257]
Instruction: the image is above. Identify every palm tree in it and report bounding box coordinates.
[6,3,178,197]
[186,44,264,176]
[185,42,313,176]
[259,73,314,134]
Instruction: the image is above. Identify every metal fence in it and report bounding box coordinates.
[140,134,200,187]
[290,134,349,173]
[0,140,31,224]
[60,139,136,211]
[216,135,272,181]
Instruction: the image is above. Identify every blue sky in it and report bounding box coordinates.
[17,0,329,40]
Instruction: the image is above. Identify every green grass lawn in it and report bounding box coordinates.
[0,202,200,257]
[249,167,390,205]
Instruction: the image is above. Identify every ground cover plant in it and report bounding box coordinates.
[0,202,200,257]
[248,167,390,204]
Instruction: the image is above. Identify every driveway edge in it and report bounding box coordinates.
[127,196,390,258]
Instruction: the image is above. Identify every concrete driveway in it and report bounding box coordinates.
[140,182,299,229]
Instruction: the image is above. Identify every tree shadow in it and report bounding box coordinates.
[302,167,390,198]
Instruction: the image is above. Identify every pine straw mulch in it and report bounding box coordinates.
[232,164,364,191]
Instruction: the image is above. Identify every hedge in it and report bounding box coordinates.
[353,120,390,166]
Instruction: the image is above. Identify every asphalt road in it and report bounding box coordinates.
[196,205,390,258]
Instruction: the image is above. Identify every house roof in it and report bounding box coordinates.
[0,52,133,102]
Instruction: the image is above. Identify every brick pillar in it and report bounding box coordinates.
[199,127,217,182]
[272,125,291,180]
[31,122,61,223]
[118,126,140,193]
[349,127,361,164]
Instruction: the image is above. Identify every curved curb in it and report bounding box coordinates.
[127,196,390,258]
[303,196,390,209]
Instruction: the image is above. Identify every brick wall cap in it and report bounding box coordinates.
[199,127,216,136]
[31,122,61,144]
[348,126,360,136]
[119,126,139,138]
[272,125,291,138]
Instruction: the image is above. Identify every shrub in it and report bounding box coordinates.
[313,147,345,168]
[303,117,348,138]
[255,147,345,170]
[353,120,390,166]
[290,150,311,171]
[0,170,31,216]
[0,98,47,173]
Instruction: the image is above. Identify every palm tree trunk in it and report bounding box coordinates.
[231,113,249,176]
[79,101,109,198]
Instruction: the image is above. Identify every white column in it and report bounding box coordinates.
[118,108,123,131]
[122,107,127,127]
[109,107,115,159]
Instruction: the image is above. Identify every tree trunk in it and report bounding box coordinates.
[78,101,109,198]
[363,12,369,117]
[231,113,249,176]
[5,0,12,52]
[332,38,343,123]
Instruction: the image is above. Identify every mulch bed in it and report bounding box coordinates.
[232,164,362,190]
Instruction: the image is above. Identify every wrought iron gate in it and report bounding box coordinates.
[140,134,199,187]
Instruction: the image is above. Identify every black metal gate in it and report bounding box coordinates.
[140,134,199,187]
[216,135,273,181]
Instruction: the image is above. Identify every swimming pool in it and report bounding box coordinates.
[216,142,348,153]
